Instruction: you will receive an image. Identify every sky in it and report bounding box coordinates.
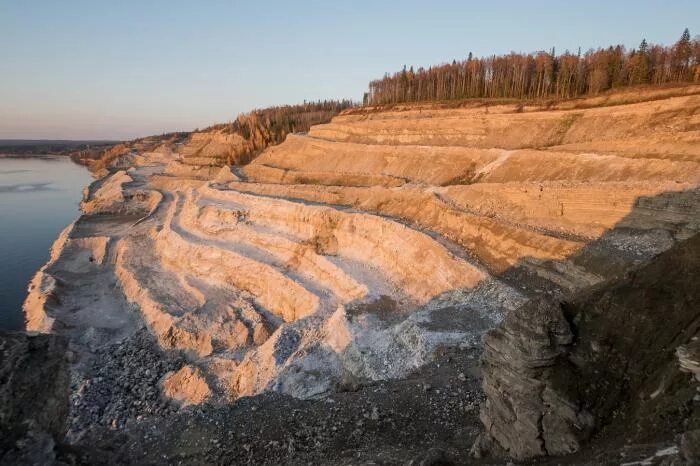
[1,0,698,140]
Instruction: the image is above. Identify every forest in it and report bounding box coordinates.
[364,29,700,105]
[205,100,355,164]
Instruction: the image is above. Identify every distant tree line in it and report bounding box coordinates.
[205,100,356,164]
[0,140,118,157]
[364,29,700,105]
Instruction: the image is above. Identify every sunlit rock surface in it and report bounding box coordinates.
[23,87,700,407]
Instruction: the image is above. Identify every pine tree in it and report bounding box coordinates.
[681,28,691,44]
[639,38,648,54]
[674,28,693,79]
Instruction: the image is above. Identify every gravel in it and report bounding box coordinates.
[67,329,185,439]
[61,346,487,465]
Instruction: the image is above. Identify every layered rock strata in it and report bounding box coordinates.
[23,87,700,409]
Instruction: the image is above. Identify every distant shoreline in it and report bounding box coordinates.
[0,153,70,159]
[0,140,120,164]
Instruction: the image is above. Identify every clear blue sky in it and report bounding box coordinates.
[1,0,697,140]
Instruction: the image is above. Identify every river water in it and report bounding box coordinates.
[0,156,91,330]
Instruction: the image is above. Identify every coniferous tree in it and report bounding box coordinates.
[674,28,693,80]
[364,30,699,105]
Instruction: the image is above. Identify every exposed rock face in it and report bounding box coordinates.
[23,87,700,411]
[179,130,248,166]
[312,88,700,157]
[480,298,593,459]
[0,332,70,463]
[479,233,700,460]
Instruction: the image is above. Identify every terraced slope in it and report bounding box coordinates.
[178,130,248,166]
[24,87,700,405]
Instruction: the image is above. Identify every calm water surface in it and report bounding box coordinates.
[0,156,91,330]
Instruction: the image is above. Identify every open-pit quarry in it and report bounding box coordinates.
[14,86,700,464]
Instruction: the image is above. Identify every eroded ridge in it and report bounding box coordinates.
[24,88,700,408]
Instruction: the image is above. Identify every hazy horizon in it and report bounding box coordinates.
[2,0,698,140]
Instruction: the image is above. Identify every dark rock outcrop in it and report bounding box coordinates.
[0,332,70,464]
[480,298,594,459]
[479,233,700,461]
